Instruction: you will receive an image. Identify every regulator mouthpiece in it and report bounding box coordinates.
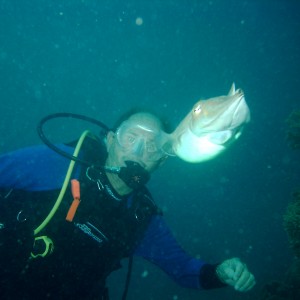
[118,161,150,189]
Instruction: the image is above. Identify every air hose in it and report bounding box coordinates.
[34,130,90,235]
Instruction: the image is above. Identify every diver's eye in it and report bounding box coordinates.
[127,135,136,144]
[193,105,202,114]
[122,133,136,146]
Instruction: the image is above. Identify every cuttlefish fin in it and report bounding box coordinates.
[228,82,236,96]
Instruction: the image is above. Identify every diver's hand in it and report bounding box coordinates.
[216,258,256,292]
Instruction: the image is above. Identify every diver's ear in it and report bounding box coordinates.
[153,155,168,171]
[106,131,115,151]
[149,156,168,173]
[158,155,168,167]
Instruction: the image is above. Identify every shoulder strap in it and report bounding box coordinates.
[133,187,162,218]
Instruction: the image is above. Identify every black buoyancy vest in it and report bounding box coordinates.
[0,136,161,299]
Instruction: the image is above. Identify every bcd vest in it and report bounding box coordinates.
[0,137,161,299]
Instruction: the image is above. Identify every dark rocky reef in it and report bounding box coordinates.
[260,109,300,300]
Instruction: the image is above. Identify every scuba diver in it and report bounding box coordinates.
[0,111,255,299]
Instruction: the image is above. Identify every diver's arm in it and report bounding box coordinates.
[134,215,226,290]
[0,144,78,191]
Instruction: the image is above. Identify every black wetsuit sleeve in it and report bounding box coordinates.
[199,263,227,289]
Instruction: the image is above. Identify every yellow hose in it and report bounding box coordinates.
[34,130,91,235]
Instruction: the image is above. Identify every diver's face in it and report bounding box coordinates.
[106,114,168,173]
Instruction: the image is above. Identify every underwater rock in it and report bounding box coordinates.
[260,281,291,300]
[283,190,300,258]
[260,109,300,300]
[286,109,300,149]
[260,261,300,300]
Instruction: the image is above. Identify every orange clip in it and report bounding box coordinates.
[66,179,81,222]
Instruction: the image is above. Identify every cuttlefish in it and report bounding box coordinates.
[164,83,250,163]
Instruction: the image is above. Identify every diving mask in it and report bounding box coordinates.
[115,120,169,162]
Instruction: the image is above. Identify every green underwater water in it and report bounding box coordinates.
[1,0,300,299]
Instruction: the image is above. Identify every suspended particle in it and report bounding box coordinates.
[135,17,143,26]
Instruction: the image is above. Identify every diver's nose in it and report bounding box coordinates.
[132,140,145,157]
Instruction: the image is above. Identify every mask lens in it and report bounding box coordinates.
[117,129,137,148]
[116,121,167,161]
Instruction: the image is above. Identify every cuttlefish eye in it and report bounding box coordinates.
[193,105,202,114]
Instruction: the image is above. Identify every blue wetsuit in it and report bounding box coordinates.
[0,144,224,297]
